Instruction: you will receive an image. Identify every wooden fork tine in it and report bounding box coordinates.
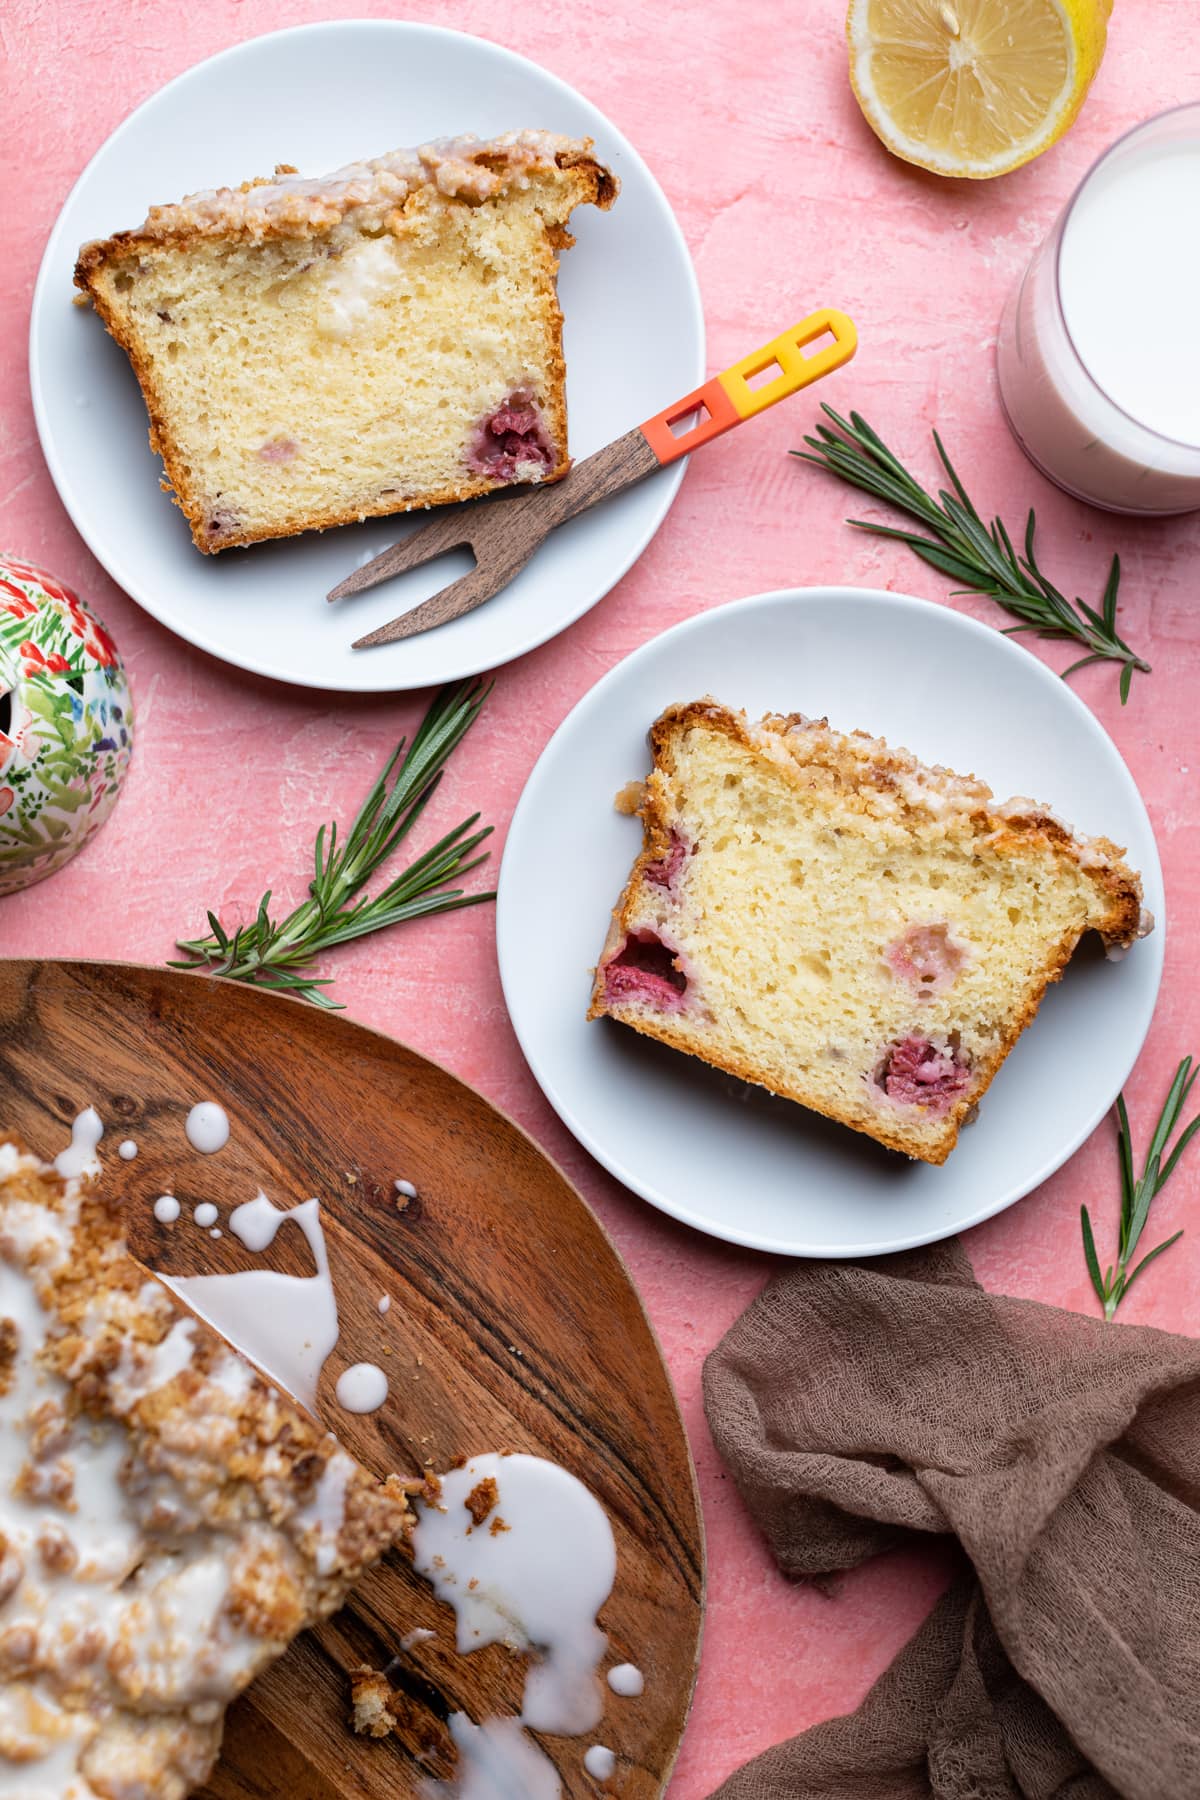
[352,539,541,648]
[327,510,476,602]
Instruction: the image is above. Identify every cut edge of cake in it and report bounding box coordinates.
[73,132,617,553]
[588,699,1150,1165]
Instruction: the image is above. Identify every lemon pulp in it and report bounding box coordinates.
[848,0,1111,178]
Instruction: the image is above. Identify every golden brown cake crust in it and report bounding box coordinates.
[73,134,616,554]
[589,699,1149,1165]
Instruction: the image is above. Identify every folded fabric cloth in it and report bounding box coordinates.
[702,1238,1200,1800]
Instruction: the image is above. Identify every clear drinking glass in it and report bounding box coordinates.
[996,104,1200,515]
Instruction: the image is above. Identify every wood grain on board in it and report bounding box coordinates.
[0,958,704,1797]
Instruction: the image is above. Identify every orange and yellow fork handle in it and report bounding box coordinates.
[639,309,857,466]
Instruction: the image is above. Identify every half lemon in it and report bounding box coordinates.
[847,0,1112,179]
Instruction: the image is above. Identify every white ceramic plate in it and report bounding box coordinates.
[30,21,703,693]
[497,589,1166,1257]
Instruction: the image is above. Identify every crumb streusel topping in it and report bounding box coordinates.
[125,131,601,242]
[0,1141,410,1799]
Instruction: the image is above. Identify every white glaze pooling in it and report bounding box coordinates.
[584,1744,616,1780]
[185,1102,230,1155]
[420,1712,561,1800]
[53,1108,103,1179]
[193,1202,218,1229]
[335,1362,389,1414]
[153,1195,180,1224]
[378,1295,391,1315]
[395,1179,418,1200]
[413,1454,616,1735]
[607,1662,644,1697]
[160,1191,338,1414]
[117,1140,138,1161]
[228,1191,288,1253]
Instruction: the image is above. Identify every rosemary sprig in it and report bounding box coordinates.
[1081,1057,1200,1321]
[171,681,494,1008]
[792,406,1150,703]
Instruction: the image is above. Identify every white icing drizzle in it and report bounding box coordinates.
[293,1451,355,1576]
[584,1745,616,1780]
[0,1697,96,1797]
[117,1139,138,1161]
[399,1626,437,1653]
[110,1318,197,1411]
[185,1103,230,1154]
[378,1295,391,1315]
[335,1363,389,1414]
[207,1355,253,1402]
[53,1108,103,1180]
[158,1192,338,1416]
[413,1454,615,1736]
[193,1203,218,1229]
[210,1228,222,1239]
[607,1663,644,1697]
[395,1179,418,1200]
[153,1195,180,1224]
[420,1712,561,1800]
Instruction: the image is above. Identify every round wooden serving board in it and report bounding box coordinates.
[0,959,704,1797]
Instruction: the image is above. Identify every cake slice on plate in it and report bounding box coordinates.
[0,1138,412,1796]
[75,132,617,552]
[589,700,1149,1165]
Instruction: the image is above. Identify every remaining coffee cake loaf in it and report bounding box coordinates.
[589,701,1149,1164]
[0,1138,412,1796]
[75,132,617,552]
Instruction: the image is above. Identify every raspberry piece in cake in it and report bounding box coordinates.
[642,829,689,893]
[602,930,690,1010]
[884,922,970,997]
[877,1036,973,1113]
[466,391,557,482]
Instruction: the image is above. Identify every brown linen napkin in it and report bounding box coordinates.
[702,1238,1200,1800]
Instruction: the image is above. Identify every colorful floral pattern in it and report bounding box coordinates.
[0,557,133,897]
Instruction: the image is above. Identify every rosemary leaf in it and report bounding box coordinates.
[1080,1206,1105,1300]
[793,406,1151,703]
[1082,1057,1198,1321]
[170,680,494,1009]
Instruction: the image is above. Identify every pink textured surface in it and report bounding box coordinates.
[2,3,1199,1792]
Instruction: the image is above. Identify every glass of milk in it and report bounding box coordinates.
[996,104,1200,515]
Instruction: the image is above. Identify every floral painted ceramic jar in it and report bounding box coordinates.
[0,557,133,897]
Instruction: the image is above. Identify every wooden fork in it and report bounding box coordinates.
[328,309,857,648]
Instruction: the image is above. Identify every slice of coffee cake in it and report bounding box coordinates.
[0,1139,411,1796]
[589,700,1149,1164]
[75,132,616,552]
